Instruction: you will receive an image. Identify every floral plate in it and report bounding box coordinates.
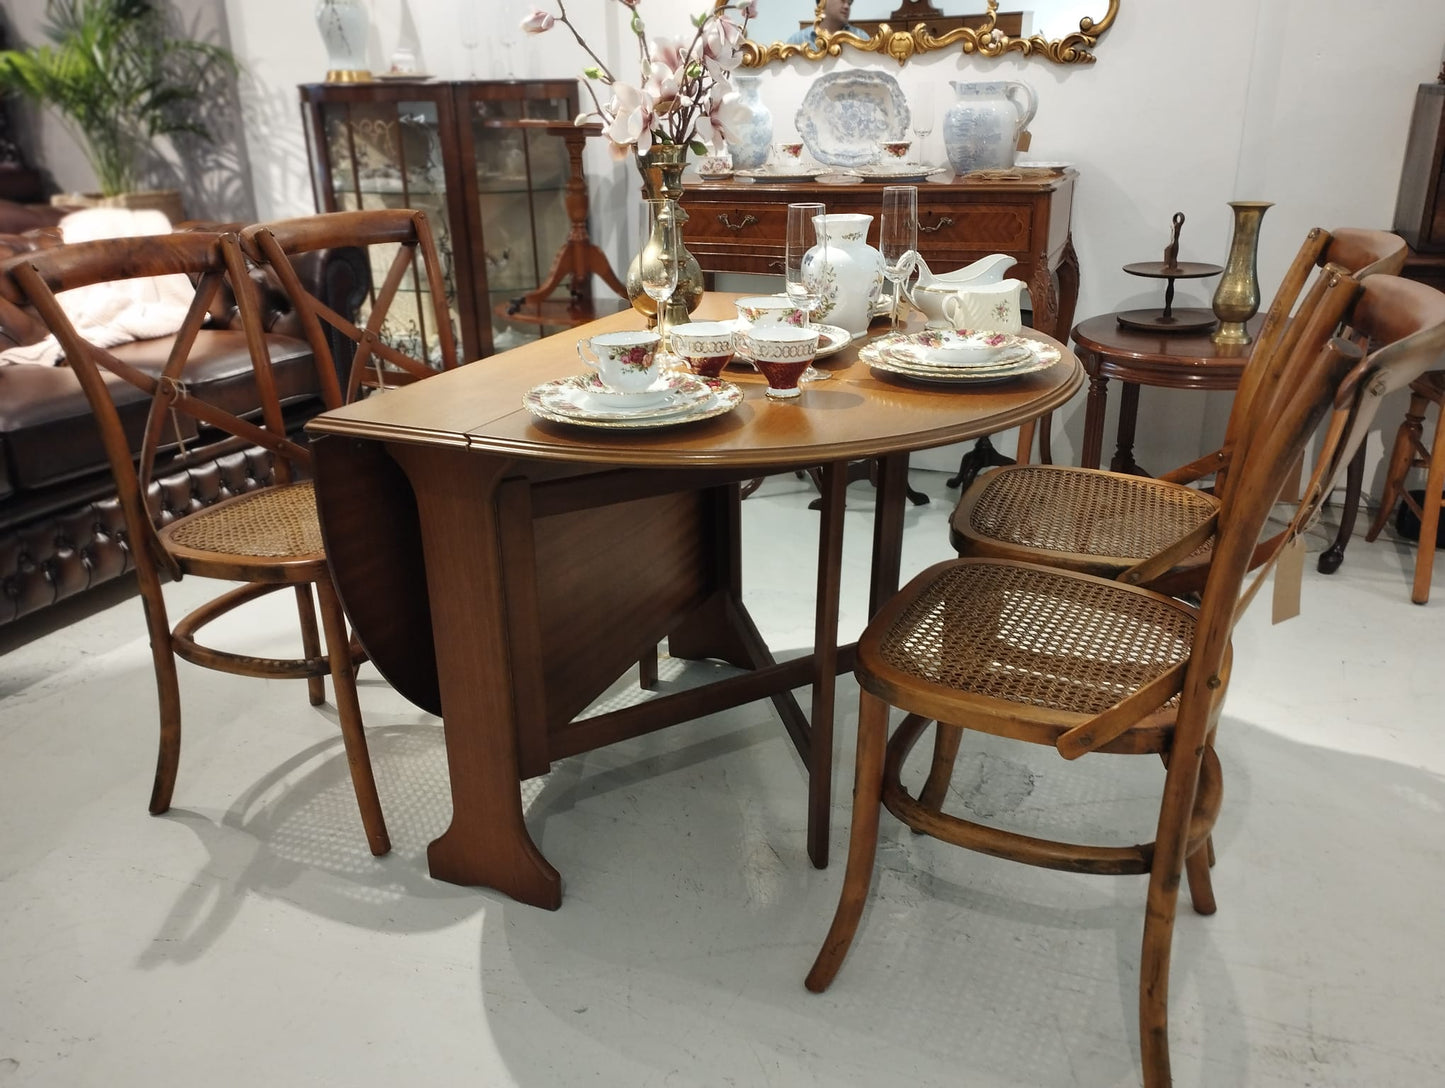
[874,329,1040,367]
[734,166,829,183]
[859,332,1061,385]
[524,373,742,429]
[844,164,946,183]
[796,70,910,168]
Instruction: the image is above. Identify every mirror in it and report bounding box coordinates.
[740,0,1119,67]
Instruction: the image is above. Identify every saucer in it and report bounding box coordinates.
[581,373,685,409]
[524,374,742,429]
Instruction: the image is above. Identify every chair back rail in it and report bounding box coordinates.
[239,209,459,406]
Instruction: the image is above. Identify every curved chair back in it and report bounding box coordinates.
[240,209,459,406]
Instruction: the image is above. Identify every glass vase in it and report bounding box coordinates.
[627,144,703,328]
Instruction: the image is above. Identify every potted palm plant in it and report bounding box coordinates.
[0,0,237,220]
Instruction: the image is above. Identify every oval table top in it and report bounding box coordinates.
[309,293,1084,466]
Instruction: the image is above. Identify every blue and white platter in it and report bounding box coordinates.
[796,70,911,168]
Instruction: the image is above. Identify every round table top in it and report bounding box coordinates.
[1071,311,1263,390]
[314,294,1084,471]
[1122,261,1224,280]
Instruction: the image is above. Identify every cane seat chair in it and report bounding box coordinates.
[806,272,1445,1088]
[949,228,1407,596]
[239,209,459,401]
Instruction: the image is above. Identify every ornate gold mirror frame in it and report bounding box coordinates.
[739,0,1119,67]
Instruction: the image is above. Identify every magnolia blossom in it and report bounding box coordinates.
[520,9,555,33]
[605,82,657,157]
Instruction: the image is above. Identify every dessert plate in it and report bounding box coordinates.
[578,373,688,409]
[859,333,1062,385]
[524,374,742,429]
[872,329,1038,367]
[734,166,829,183]
[796,70,910,167]
[845,163,946,183]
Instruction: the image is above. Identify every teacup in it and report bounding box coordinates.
[880,140,912,160]
[774,141,804,163]
[670,321,736,379]
[740,326,818,400]
[576,329,663,394]
[735,295,806,329]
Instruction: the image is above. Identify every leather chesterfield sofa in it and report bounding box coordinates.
[0,201,368,628]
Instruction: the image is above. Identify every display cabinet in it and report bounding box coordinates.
[300,79,582,361]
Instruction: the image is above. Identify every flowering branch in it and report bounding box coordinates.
[521,0,757,160]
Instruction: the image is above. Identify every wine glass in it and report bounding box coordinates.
[785,202,831,383]
[880,186,918,335]
[911,91,934,163]
[639,199,680,360]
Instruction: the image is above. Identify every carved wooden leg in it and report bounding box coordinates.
[1080,364,1109,470]
[317,574,390,856]
[1410,400,1445,604]
[1318,444,1365,574]
[805,687,890,993]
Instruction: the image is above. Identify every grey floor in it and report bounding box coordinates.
[1,469,1442,1087]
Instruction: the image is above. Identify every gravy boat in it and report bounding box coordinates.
[904,253,1019,325]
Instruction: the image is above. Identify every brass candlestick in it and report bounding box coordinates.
[1211,200,1272,346]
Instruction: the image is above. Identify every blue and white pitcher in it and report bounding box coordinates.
[942,81,1038,175]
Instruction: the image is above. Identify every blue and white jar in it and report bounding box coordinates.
[723,74,772,170]
[802,213,884,337]
[942,80,1038,175]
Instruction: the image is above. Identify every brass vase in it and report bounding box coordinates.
[1211,200,1273,346]
[628,144,703,328]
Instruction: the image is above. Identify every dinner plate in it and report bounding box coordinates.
[524,374,742,429]
[859,334,1061,385]
[870,329,1040,368]
[733,166,829,183]
[796,70,910,167]
[728,322,853,362]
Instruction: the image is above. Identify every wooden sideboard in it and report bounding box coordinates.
[679,171,1079,344]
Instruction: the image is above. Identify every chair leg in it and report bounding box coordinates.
[142,582,183,815]
[1410,402,1445,604]
[316,575,391,856]
[916,720,964,815]
[294,584,326,706]
[1317,443,1365,574]
[806,688,890,992]
[638,645,659,690]
[1366,393,1426,542]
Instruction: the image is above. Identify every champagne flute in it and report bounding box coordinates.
[639,199,680,363]
[785,202,831,382]
[911,91,934,163]
[879,185,917,336]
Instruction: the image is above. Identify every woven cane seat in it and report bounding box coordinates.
[860,559,1199,753]
[162,480,324,564]
[951,464,1219,576]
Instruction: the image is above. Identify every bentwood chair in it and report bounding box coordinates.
[0,230,399,852]
[949,228,1407,596]
[806,272,1445,1088]
[239,209,459,399]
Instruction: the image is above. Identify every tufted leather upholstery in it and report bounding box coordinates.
[0,213,369,627]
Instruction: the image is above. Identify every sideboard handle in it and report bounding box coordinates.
[717,213,758,233]
[918,215,955,234]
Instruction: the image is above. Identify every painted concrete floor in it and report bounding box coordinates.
[1,469,1442,1087]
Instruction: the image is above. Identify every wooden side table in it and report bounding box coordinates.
[1070,314,1260,474]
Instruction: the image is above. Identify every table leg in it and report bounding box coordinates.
[1081,362,1108,470]
[389,444,562,908]
[871,454,910,616]
[1110,382,1145,476]
[807,462,847,868]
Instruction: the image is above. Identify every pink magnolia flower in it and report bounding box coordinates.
[605,82,657,155]
[519,9,555,33]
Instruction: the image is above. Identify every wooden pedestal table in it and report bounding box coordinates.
[307,294,1082,908]
[1071,313,1261,474]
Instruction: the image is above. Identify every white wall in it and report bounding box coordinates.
[219,0,1445,476]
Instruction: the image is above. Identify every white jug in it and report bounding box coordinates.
[942,278,1027,334]
[905,253,1018,325]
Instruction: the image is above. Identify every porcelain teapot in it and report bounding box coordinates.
[942,278,1027,334]
[904,253,1017,325]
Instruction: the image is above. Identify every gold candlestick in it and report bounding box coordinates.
[1211,200,1272,346]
